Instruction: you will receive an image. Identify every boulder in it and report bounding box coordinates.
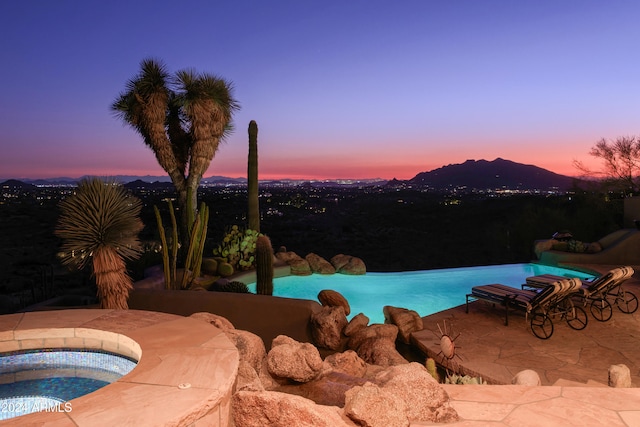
[344,383,409,427]
[223,329,267,375]
[232,390,355,427]
[355,338,408,367]
[331,254,366,275]
[609,364,632,388]
[235,361,265,392]
[310,306,348,351]
[318,289,351,315]
[290,258,312,276]
[306,253,336,274]
[267,335,324,383]
[325,350,367,377]
[512,369,541,386]
[189,312,235,330]
[344,313,369,336]
[383,306,423,344]
[275,250,304,264]
[276,371,368,407]
[373,363,459,423]
[348,324,398,351]
[275,251,312,275]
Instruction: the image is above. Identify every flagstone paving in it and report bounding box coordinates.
[411,264,640,426]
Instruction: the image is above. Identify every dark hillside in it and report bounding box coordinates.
[409,158,581,191]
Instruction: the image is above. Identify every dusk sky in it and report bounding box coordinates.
[1,1,639,181]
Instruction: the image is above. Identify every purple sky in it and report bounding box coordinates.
[1,1,639,180]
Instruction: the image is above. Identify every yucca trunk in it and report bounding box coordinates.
[92,246,133,309]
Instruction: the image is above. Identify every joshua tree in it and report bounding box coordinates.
[55,178,144,309]
[248,120,260,232]
[112,58,239,235]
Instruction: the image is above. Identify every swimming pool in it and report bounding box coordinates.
[247,263,594,324]
[0,349,137,420]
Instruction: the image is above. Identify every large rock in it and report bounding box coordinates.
[344,383,409,427]
[267,335,324,383]
[290,258,312,275]
[344,313,369,336]
[232,390,355,427]
[275,250,304,264]
[325,350,367,377]
[512,369,541,386]
[331,254,366,275]
[276,251,312,275]
[310,306,348,351]
[306,253,336,274]
[609,364,632,388]
[189,312,235,330]
[223,329,267,374]
[356,338,408,367]
[276,371,368,407]
[374,363,459,423]
[383,306,423,344]
[318,289,351,315]
[235,361,265,392]
[348,324,398,351]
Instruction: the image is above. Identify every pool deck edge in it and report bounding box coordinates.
[0,309,239,427]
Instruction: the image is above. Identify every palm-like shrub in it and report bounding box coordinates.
[55,178,144,309]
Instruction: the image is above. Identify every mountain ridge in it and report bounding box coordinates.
[1,158,583,190]
[408,158,581,191]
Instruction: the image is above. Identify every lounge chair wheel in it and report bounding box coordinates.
[615,291,638,314]
[530,312,553,339]
[589,299,613,322]
[565,304,588,330]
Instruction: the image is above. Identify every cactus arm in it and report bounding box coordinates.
[247,120,260,232]
[191,203,209,279]
[154,206,171,289]
[181,214,202,289]
[255,235,274,295]
[168,200,178,287]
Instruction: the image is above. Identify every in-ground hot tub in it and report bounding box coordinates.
[0,349,138,419]
[0,309,238,426]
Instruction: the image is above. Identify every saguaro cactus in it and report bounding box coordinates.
[248,120,260,232]
[255,235,274,295]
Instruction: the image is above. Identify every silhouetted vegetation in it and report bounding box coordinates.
[0,185,624,312]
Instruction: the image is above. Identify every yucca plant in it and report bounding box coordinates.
[55,178,144,309]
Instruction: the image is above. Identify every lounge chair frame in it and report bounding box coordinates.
[525,266,638,322]
[466,278,587,339]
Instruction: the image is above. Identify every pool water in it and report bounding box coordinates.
[247,263,594,324]
[0,349,137,420]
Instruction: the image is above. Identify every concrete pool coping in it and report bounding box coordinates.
[0,309,239,426]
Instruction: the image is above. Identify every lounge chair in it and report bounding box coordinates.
[525,266,638,322]
[466,278,586,339]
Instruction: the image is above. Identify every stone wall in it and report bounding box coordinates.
[128,289,322,349]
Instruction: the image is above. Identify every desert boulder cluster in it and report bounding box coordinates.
[189,311,459,427]
[275,250,367,276]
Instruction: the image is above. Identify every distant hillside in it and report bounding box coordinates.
[409,158,581,191]
[123,179,174,190]
[0,179,37,189]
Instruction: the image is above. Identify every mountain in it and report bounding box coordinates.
[0,179,37,189]
[409,158,580,191]
[123,179,175,190]
[2,159,582,191]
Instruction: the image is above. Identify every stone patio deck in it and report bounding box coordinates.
[410,264,640,426]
